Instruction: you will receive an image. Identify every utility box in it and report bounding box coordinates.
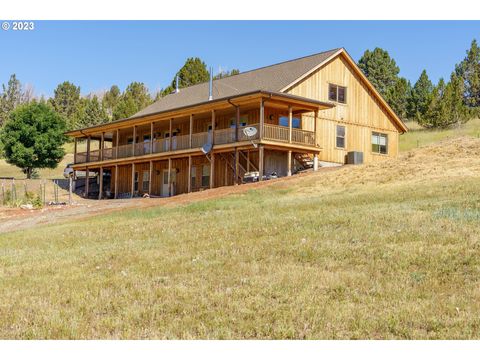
[347,151,364,165]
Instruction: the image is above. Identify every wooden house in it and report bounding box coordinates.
[66,48,407,199]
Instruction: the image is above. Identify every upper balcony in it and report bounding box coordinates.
[67,91,334,167]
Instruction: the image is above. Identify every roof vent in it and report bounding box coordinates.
[208,67,213,101]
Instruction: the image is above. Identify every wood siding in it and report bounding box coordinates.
[287,54,401,163]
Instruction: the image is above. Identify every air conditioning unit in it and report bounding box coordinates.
[347,151,363,165]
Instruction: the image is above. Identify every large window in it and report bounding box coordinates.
[202,164,210,187]
[372,132,388,154]
[279,116,300,128]
[134,171,139,192]
[328,84,347,104]
[336,125,346,148]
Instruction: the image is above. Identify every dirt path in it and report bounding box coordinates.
[0,169,340,235]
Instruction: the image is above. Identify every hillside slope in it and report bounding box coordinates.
[0,136,480,339]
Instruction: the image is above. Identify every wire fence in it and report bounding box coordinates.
[0,178,73,208]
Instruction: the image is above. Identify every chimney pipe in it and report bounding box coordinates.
[208,66,213,101]
[175,75,180,93]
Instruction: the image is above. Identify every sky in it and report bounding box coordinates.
[0,21,479,98]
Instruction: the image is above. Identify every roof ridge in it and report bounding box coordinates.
[162,48,342,94]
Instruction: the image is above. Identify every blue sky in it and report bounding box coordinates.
[0,21,478,97]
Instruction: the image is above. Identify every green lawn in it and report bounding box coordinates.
[1,136,479,339]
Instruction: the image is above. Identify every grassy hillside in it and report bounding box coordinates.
[1,136,480,339]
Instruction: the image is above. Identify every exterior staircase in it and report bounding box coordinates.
[294,153,314,171]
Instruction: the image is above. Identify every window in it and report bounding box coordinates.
[142,171,149,192]
[134,171,139,192]
[230,115,248,128]
[202,164,210,187]
[336,125,346,148]
[328,84,347,104]
[279,116,300,128]
[372,132,388,154]
[191,166,197,189]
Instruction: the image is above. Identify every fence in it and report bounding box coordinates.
[0,178,74,207]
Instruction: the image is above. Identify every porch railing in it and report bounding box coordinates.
[75,124,316,164]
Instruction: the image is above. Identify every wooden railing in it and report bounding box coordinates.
[291,128,316,146]
[263,124,289,143]
[74,125,317,164]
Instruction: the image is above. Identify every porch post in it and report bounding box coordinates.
[247,151,250,172]
[314,110,319,147]
[149,160,153,194]
[131,163,135,198]
[168,158,172,196]
[189,114,193,148]
[115,129,119,159]
[187,155,192,193]
[100,132,104,161]
[86,136,91,162]
[74,137,77,164]
[169,118,173,151]
[210,153,215,189]
[114,164,118,199]
[98,167,103,200]
[85,167,89,198]
[235,106,240,142]
[287,150,292,176]
[258,145,264,181]
[150,122,154,154]
[313,154,319,171]
[288,106,293,144]
[234,148,239,185]
[259,100,264,140]
[132,126,137,156]
[211,110,215,145]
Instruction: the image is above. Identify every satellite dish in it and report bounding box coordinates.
[243,126,258,138]
[201,143,212,155]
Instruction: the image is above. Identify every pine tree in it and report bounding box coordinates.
[386,77,411,119]
[161,57,210,97]
[102,85,121,120]
[407,70,434,122]
[77,95,109,128]
[358,48,400,98]
[49,81,81,130]
[455,39,480,110]
[213,68,240,80]
[0,74,24,127]
[112,82,152,120]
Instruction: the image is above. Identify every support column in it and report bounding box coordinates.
[187,155,192,193]
[100,132,104,161]
[258,145,264,181]
[132,126,137,156]
[114,164,118,199]
[247,151,250,172]
[98,167,103,200]
[287,150,292,176]
[211,110,216,145]
[235,106,240,142]
[189,114,193,148]
[131,163,135,198]
[288,106,293,144]
[259,100,264,139]
[149,160,153,194]
[210,153,215,189]
[167,158,172,196]
[313,154,319,171]
[169,118,173,151]
[150,122,154,154]
[234,148,239,185]
[314,110,319,147]
[115,129,119,159]
[85,167,89,198]
[86,136,91,162]
[74,137,77,164]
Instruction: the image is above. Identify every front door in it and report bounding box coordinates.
[161,169,177,197]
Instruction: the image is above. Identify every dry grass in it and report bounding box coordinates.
[1,136,480,339]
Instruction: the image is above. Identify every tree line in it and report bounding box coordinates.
[358,39,480,128]
[0,42,478,178]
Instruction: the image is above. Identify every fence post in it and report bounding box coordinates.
[24,181,27,198]
[1,181,4,205]
[11,179,16,202]
[69,176,73,205]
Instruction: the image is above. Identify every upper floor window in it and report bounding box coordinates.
[336,125,345,148]
[372,132,388,154]
[328,84,347,104]
[279,116,300,128]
